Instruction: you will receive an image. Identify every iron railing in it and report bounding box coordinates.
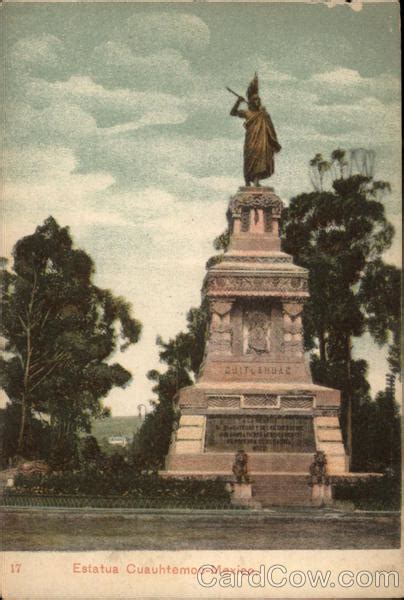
[0,493,241,510]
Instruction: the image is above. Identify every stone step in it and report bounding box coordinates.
[252,474,312,507]
[166,452,314,473]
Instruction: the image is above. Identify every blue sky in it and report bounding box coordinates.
[1,2,401,414]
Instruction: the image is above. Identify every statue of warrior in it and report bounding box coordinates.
[232,449,250,484]
[229,73,281,187]
[309,451,329,486]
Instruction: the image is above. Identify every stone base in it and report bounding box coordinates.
[159,471,381,509]
[232,482,251,500]
[167,380,348,476]
[311,483,333,507]
[252,473,311,507]
[166,452,314,473]
[230,483,261,508]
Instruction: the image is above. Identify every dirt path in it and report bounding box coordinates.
[1,508,400,551]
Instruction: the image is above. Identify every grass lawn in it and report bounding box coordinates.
[90,415,142,440]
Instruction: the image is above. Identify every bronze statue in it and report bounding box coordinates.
[232,449,250,484]
[309,450,329,486]
[228,73,281,187]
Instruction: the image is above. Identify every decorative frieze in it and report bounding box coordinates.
[206,273,309,296]
[228,189,283,218]
[207,395,241,408]
[243,394,278,408]
[313,408,340,417]
[280,396,314,410]
[180,397,208,409]
[221,255,293,264]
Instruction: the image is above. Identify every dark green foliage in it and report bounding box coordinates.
[281,149,400,464]
[0,404,51,467]
[358,259,401,374]
[351,390,401,473]
[133,303,209,468]
[310,355,372,454]
[80,435,103,464]
[213,228,230,252]
[0,217,142,465]
[10,469,231,505]
[334,472,400,511]
[49,435,80,471]
[133,367,190,469]
[309,153,331,191]
[205,254,225,269]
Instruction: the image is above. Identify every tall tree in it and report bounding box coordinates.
[282,149,398,466]
[358,259,401,375]
[0,217,142,464]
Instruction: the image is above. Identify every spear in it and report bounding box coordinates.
[226,86,247,102]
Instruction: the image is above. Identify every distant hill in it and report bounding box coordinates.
[90,416,142,443]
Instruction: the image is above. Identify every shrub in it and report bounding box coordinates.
[333,472,400,511]
[9,468,231,504]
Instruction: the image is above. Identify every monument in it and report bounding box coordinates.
[163,75,349,506]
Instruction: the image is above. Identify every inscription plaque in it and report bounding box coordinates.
[205,415,315,452]
[224,365,292,376]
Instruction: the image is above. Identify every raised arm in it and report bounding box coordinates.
[230,97,247,118]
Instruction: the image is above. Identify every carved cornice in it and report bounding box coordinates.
[221,255,293,264]
[228,188,283,218]
[205,273,309,296]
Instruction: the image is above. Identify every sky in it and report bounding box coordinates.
[1,1,401,415]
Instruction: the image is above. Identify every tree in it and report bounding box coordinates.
[331,148,348,180]
[309,153,331,191]
[282,149,398,466]
[353,380,401,474]
[359,259,401,375]
[133,303,208,468]
[80,435,103,464]
[0,217,142,465]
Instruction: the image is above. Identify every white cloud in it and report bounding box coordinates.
[25,75,188,132]
[304,97,401,144]
[1,146,116,258]
[123,12,210,54]
[9,34,64,71]
[4,100,98,147]
[310,68,400,103]
[90,42,192,92]
[3,26,401,416]
[76,132,241,193]
[254,59,296,83]
[101,108,186,135]
[311,67,363,86]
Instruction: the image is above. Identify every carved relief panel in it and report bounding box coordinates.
[208,300,233,355]
[282,302,304,357]
[243,307,271,355]
[269,303,284,355]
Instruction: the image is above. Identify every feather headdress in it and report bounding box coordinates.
[246,72,259,101]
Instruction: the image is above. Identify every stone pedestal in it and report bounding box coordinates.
[230,483,260,508]
[311,483,333,507]
[229,482,262,508]
[163,187,349,506]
